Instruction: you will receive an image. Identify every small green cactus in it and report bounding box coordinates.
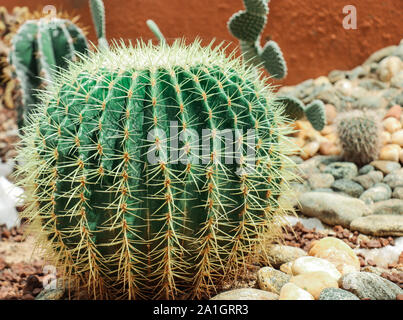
[228,0,287,79]
[277,96,326,131]
[17,40,296,299]
[336,110,382,166]
[9,17,89,127]
[146,19,166,44]
[89,0,108,49]
[305,100,326,131]
[9,0,107,128]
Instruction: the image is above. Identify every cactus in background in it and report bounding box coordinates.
[228,0,287,79]
[9,17,89,128]
[17,40,296,299]
[277,96,326,131]
[146,19,166,44]
[336,110,382,166]
[0,6,31,111]
[89,0,108,49]
[305,100,327,131]
[9,0,107,128]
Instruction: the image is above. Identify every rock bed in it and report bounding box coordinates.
[0,257,45,300]
[279,40,403,162]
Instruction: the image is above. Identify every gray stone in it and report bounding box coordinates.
[391,71,403,88]
[328,70,346,83]
[324,162,358,180]
[298,192,371,227]
[371,199,403,215]
[314,188,334,193]
[348,66,368,80]
[361,266,389,277]
[353,96,387,110]
[35,288,65,300]
[266,244,307,268]
[339,272,402,300]
[384,169,403,188]
[363,45,397,66]
[350,215,403,236]
[280,182,311,208]
[290,156,304,165]
[210,288,279,300]
[257,267,291,294]
[318,288,359,300]
[353,170,384,189]
[298,155,342,180]
[359,183,392,204]
[308,173,334,189]
[358,79,387,91]
[332,179,364,198]
[358,165,374,175]
[371,160,401,175]
[392,187,403,199]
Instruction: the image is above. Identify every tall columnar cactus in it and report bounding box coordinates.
[9,0,107,128]
[146,19,166,44]
[89,0,108,49]
[228,0,287,79]
[17,40,296,299]
[277,96,327,131]
[336,110,382,166]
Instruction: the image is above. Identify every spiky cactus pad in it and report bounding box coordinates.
[9,17,89,127]
[277,96,326,131]
[336,110,382,166]
[17,40,296,299]
[228,0,287,80]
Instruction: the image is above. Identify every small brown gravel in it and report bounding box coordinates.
[0,223,25,242]
[0,258,45,300]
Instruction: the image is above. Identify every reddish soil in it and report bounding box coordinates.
[2,0,402,86]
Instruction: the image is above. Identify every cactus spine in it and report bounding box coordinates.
[336,110,382,166]
[17,40,296,299]
[228,0,287,79]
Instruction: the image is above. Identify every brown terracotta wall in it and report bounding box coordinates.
[2,0,403,85]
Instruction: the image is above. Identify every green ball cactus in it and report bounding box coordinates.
[17,40,296,299]
[277,96,326,131]
[336,110,382,166]
[228,0,287,79]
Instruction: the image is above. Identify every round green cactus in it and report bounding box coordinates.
[9,17,89,127]
[17,40,296,299]
[336,110,382,166]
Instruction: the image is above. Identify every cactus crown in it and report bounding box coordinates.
[228,0,287,79]
[17,40,297,299]
[336,109,382,166]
